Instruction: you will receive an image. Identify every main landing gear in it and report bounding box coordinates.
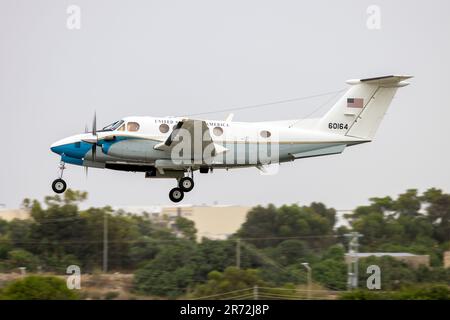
[169,172,195,203]
[52,161,67,194]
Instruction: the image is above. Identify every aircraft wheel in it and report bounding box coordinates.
[179,177,194,192]
[52,179,67,194]
[169,188,184,203]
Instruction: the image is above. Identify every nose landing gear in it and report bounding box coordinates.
[52,179,67,194]
[52,161,67,194]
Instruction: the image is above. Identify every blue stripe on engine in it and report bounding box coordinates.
[51,141,92,159]
[61,155,84,166]
[51,136,136,159]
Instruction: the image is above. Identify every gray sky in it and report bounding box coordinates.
[1,0,449,210]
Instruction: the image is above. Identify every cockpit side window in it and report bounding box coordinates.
[127,122,140,132]
[117,123,125,131]
[102,120,124,131]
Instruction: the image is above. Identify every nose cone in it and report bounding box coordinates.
[50,134,93,159]
[50,140,65,155]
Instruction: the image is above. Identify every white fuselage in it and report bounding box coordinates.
[51,115,367,172]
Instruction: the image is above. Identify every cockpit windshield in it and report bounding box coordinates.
[101,120,124,131]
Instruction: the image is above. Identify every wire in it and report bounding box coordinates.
[288,88,346,127]
[0,233,342,244]
[239,241,307,282]
[220,293,255,300]
[236,234,340,241]
[231,294,257,300]
[191,287,254,300]
[181,89,346,117]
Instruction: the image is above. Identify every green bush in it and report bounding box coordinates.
[7,249,40,272]
[339,284,450,300]
[0,276,79,300]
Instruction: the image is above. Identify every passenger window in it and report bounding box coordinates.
[213,127,223,136]
[127,122,140,132]
[260,130,271,138]
[159,123,170,133]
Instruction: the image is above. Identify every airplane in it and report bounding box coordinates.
[50,75,412,202]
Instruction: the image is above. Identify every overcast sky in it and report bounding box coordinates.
[1,0,449,210]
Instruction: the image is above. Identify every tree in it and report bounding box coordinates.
[237,203,336,249]
[395,189,422,217]
[0,218,8,235]
[264,240,309,266]
[197,239,237,277]
[312,245,347,290]
[174,216,197,241]
[7,249,40,272]
[422,188,450,242]
[357,256,417,290]
[191,267,267,298]
[133,241,200,298]
[0,276,78,300]
[350,188,450,267]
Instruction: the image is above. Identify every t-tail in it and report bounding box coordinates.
[315,75,412,140]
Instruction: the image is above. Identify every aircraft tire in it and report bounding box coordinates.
[169,187,184,203]
[52,179,67,194]
[179,177,194,192]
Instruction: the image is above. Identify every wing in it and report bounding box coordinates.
[153,118,227,157]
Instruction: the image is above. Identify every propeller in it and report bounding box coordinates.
[92,112,97,161]
[82,112,99,161]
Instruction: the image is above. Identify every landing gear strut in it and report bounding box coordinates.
[52,161,67,194]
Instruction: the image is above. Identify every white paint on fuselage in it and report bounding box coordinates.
[51,116,367,169]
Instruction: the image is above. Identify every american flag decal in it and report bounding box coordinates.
[347,98,364,108]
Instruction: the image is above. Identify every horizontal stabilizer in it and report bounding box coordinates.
[291,144,346,159]
[346,75,413,87]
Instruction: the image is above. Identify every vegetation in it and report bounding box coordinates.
[339,284,450,300]
[191,267,267,299]
[0,276,78,300]
[0,188,449,299]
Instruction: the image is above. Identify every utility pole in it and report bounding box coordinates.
[236,239,241,269]
[344,232,363,290]
[103,213,108,273]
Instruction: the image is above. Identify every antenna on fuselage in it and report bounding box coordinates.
[225,113,234,122]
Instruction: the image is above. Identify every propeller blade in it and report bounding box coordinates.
[85,124,89,133]
[92,112,97,136]
[84,166,88,178]
[92,145,96,161]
